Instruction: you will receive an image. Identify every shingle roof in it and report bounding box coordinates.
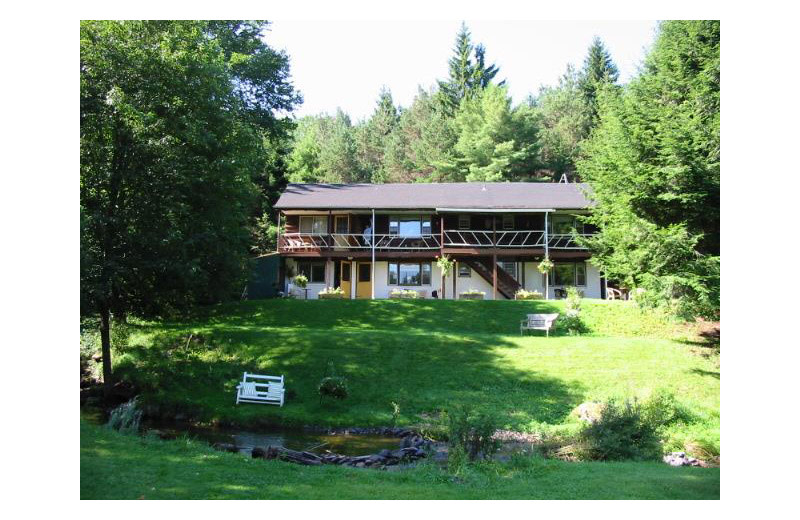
[274,182,593,210]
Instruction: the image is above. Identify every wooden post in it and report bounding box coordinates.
[493,253,498,300]
[544,211,549,300]
[453,261,457,298]
[276,212,281,253]
[440,215,445,299]
[492,216,497,300]
[371,209,376,299]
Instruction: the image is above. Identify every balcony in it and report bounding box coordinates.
[443,230,593,250]
[279,233,441,253]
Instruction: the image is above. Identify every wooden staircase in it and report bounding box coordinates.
[462,258,521,299]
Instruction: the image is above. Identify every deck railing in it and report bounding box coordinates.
[443,229,593,250]
[279,233,440,252]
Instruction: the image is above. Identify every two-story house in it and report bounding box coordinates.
[273,182,603,300]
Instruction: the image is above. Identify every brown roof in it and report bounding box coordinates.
[274,182,593,210]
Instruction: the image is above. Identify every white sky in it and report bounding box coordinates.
[265,20,659,121]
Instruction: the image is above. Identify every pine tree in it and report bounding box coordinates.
[578,21,720,318]
[438,23,502,114]
[355,88,399,182]
[579,37,620,120]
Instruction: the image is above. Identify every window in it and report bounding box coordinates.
[502,214,514,230]
[388,262,432,285]
[299,215,328,234]
[297,261,326,283]
[458,264,471,277]
[389,216,432,237]
[341,263,351,282]
[497,261,518,281]
[458,215,471,230]
[551,215,584,234]
[552,262,586,286]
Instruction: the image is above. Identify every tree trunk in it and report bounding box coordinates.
[100,306,113,399]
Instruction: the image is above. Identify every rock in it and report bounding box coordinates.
[251,447,267,459]
[574,402,605,424]
[92,353,103,363]
[663,452,699,467]
[378,449,392,458]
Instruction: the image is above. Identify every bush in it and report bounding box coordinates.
[389,289,419,299]
[319,286,345,295]
[559,287,587,334]
[445,405,500,461]
[575,400,663,460]
[107,397,143,434]
[565,286,582,312]
[515,289,543,300]
[318,361,348,402]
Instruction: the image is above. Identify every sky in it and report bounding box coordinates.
[265,20,660,121]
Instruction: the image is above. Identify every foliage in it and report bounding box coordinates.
[537,258,554,274]
[319,286,345,295]
[437,22,502,115]
[107,397,143,434]
[565,286,582,312]
[579,36,620,121]
[442,85,540,181]
[576,398,662,461]
[534,65,593,179]
[389,289,420,299]
[318,361,349,401]
[80,20,300,390]
[292,274,308,288]
[459,289,485,296]
[435,255,455,277]
[287,110,367,183]
[445,405,501,461]
[578,21,720,319]
[514,289,543,300]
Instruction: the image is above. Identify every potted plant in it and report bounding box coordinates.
[537,257,554,300]
[319,286,346,299]
[293,274,308,300]
[389,288,419,300]
[514,289,543,300]
[459,289,485,300]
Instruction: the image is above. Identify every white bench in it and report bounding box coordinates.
[520,313,559,337]
[235,372,285,406]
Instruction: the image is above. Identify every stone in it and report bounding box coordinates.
[574,402,605,424]
[251,447,267,459]
[378,449,392,458]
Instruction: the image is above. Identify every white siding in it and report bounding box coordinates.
[522,260,602,299]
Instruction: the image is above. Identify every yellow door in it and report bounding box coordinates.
[340,261,352,299]
[356,262,372,299]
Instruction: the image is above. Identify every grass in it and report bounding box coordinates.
[80,419,720,499]
[111,299,718,449]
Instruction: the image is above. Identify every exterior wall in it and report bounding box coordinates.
[282,256,601,300]
[522,260,602,299]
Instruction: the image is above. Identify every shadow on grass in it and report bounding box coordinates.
[118,313,585,431]
[690,368,720,379]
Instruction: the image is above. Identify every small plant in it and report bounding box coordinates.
[293,274,308,288]
[107,397,143,434]
[515,289,543,300]
[389,288,419,299]
[318,361,348,402]
[575,399,663,460]
[537,257,554,274]
[436,255,455,277]
[565,286,582,312]
[319,286,344,295]
[390,401,401,426]
[560,286,586,334]
[445,405,500,461]
[459,289,485,300]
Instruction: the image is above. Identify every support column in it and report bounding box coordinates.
[371,208,376,300]
[276,212,281,253]
[544,211,550,300]
[493,253,498,301]
[453,261,457,299]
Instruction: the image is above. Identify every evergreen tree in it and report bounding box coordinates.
[438,23,502,114]
[355,88,399,182]
[535,65,593,179]
[579,37,620,120]
[578,21,720,318]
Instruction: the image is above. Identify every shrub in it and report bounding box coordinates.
[565,286,582,312]
[318,361,348,402]
[389,289,419,299]
[459,289,485,299]
[515,289,543,300]
[445,405,500,461]
[560,287,587,334]
[319,286,345,295]
[576,398,662,461]
[107,397,143,434]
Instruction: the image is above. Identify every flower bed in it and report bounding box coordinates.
[389,289,420,299]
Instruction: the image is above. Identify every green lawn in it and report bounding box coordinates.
[80,419,720,499]
[114,299,719,449]
[82,298,720,499]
